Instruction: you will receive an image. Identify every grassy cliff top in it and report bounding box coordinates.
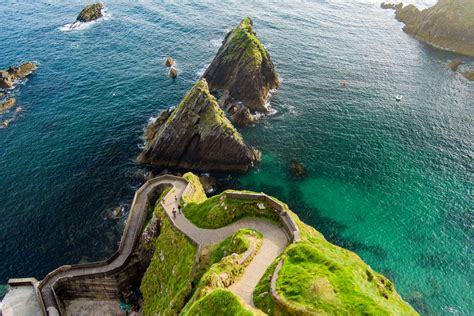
[181,174,418,315]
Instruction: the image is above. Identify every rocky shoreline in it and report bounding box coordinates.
[381,0,474,57]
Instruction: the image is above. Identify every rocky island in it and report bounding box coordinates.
[203,17,279,114]
[76,3,104,23]
[381,0,474,57]
[138,79,260,172]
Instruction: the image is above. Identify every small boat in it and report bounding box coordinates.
[395,95,403,102]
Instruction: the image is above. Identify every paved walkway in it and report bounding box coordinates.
[39,176,289,314]
[160,179,288,307]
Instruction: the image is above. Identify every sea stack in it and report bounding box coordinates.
[76,3,104,22]
[382,0,474,57]
[138,79,261,172]
[0,62,37,89]
[203,17,279,113]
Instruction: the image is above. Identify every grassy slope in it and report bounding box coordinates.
[184,288,255,316]
[253,205,418,315]
[140,201,197,315]
[183,192,280,229]
[182,229,263,315]
[182,175,416,315]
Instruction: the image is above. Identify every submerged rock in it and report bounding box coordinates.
[447,59,462,71]
[203,17,279,113]
[384,1,474,57]
[290,158,306,178]
[165,57,174,67]
[462,70,474,81]
[76,3,104,22]
[138,79,260,172]
[0,98,16,112]
[0,62,37,89]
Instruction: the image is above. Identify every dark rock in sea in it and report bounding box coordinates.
[232,106,255,126]
[0,62,37,89]
[165,57,174,67]
[447,59,462,71]
[138,79,261,173]
[380,2,403,10]
[203,17,279,113]
[76,3,104,22]
[290,158,306,178]
[388,0,474,57]
[199,174,217,194]
[169,66,177,78]
[462,70,474,81]
[0,98,16,113]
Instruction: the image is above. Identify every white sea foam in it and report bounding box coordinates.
[195,63,210,78]
[59,9,111,32]
[211,38,222,48]
[148,116,158,124]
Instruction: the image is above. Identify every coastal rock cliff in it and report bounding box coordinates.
[382,0,474,56]
[203,17,279,113]
[138,79,260,172]
[76,3,104,22]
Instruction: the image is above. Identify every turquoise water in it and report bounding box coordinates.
[0,1,472,314]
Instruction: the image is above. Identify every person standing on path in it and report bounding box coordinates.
[172,208,177,219]
[178,205,182,214]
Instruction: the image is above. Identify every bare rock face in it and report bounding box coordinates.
[383,1,474,57]
[138,79,260,173]
[203,17,279,113]
[0,62,37,89]
[448,59,463,71]
[76,3,104,22]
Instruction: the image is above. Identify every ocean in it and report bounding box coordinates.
[0,1,472,314]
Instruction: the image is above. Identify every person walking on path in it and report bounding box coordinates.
[178,205,182,214]
[172,208,177,219]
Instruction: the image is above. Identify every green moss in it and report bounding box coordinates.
[183,191,280,229]
[182,288,255,316]
[157,79,243,142]
[140,202,197,315]
[223,17,268,70]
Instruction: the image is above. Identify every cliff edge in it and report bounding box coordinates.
[138,79,260,172]
[203,17,279,113]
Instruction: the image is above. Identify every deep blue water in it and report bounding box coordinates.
[0,1,472,315]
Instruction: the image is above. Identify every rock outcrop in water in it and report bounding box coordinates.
[462,70,474,81]
[0,98,16,113]
[138,79,260,172]
[382,0,474,57]
[203,17,279,113]
[76,3,104,22]
[0,62,37,89]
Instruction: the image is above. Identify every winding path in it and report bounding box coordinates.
[35,176,296,315]
[160,181,288,306]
